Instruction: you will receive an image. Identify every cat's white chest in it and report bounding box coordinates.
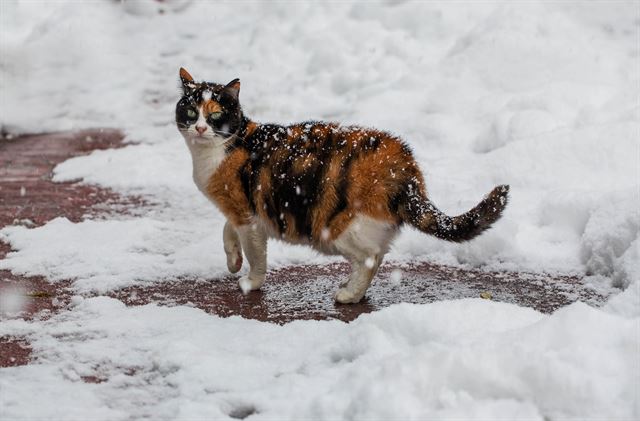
[185,139,227,195]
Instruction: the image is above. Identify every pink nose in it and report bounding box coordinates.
[196,125,207,135]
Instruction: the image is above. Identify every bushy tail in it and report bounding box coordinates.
[404,185,510,242]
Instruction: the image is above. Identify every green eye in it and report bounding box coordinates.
[209,112,222,120]
[186,108,197,119]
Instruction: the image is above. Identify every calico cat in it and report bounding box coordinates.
[175,68,509,303]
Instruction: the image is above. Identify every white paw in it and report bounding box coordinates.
[334,287,363,304]
[238,275,264,295]
[226,251,243,274]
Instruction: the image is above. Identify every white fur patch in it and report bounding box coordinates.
[194,105,208,134]
[180,113,227,195]
[332,215,396,260]
[187,141,226,195]
[331,215,397,303]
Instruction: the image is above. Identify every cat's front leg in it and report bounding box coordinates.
[235,220,268,293]
[223,221,243,273]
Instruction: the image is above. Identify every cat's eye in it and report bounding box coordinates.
[186,108,197,119]
[209,112,223,120]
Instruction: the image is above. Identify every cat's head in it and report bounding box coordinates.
[175,67,243,145]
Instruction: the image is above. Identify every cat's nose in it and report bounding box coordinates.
[196,125,208,135]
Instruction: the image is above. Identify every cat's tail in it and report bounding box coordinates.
[402,185,510,242]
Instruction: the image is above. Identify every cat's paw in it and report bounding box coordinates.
[227,251,243,274]
[238,275,264,295]
[334,287,363,304]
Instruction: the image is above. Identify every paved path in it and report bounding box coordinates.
[1,130,132,367]
[0,130,611,367]
[110,262,605,324]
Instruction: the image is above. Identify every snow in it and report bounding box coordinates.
[1,0,639,418]
[238,276,253,295]
[1,297,637,420]
[0,286,26,317]
[390,269,403,285]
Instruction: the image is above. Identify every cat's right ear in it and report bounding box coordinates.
[179,67,196,95]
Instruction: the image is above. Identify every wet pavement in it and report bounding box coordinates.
[109,261,608,324]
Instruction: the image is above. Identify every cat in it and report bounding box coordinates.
[175,67,509,304]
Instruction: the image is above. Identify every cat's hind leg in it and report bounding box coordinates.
[332,215,397,304]
[334,256,382,304]
[223,221,243,274]
[236,221,268,293]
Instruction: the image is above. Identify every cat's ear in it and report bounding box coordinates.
[223,78,240,101]
[179,67,196,94]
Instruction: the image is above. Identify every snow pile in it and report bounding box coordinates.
[1,297,637,420]
[581,194,639,288]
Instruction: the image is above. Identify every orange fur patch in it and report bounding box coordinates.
[202,100,222,116]
[286,125,304,143]
[245,121,258,138]
[179,67,194,82]
[292,154,314,174]
[310,153,346,241]
[207,149,252,227]
[255,167,276,231]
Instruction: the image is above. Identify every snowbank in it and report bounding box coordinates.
[1,297,637,420]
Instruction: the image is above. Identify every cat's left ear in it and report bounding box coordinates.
[224,78,240,101]
[179,67,197,94]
